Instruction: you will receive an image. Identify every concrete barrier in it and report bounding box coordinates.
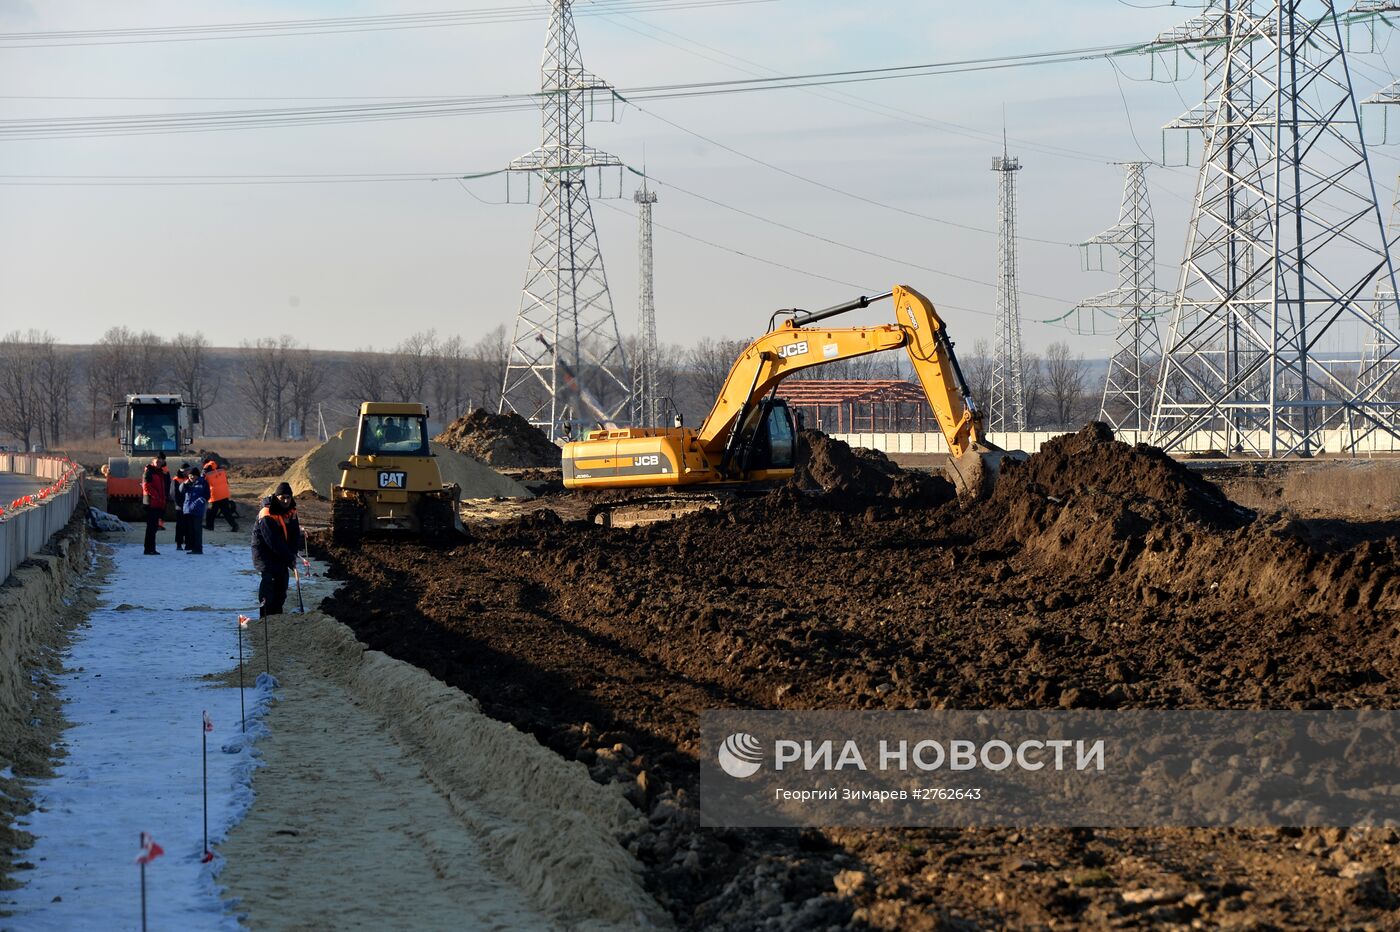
[0,454,85,583]
[830,428,1400,457]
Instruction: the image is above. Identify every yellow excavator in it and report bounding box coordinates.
[562,284,1017,500]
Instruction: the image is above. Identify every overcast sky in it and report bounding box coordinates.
[0,0,1397,357]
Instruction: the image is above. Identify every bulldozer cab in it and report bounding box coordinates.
[356,412,430,457]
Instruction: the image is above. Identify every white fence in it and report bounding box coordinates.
[829,428,1400,457]
[0,454,85,583]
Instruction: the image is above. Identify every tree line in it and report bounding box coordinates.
[0,325,1102,450]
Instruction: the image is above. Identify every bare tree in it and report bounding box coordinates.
[430,335,471,422]
[387,330,437,401]
[241,336,297,439]
[36,340,75,447]
[342,348,388,403]
[84,327,167,436]
[1043,341,1088,427]
[0,331,44,449]
[170,332,221,435]
[962,339,995,412]
[468,325,508,410]
[287,349,330,439]
[686,337,747,404]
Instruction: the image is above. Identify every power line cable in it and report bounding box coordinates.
[0,0,777,49]
[600,9,1119,164]
[623,99,1079,246]
[621,165,1076,307]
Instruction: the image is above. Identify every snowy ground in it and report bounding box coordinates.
[2,539,274,931]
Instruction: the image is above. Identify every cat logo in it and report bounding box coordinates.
[777,341,810,359]
[378,471,407,489]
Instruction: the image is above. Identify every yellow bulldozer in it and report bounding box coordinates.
[562,284,1018,500]
[331,402,463,544]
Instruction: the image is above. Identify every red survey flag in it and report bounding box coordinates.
[237,614,251,628]
[135,832,164,865]
[203,710,214,733]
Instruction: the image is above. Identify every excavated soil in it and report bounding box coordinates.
[316,424,1400,929]
[434,409,562,468]
[226,456,298,479]
[790,431,955,506]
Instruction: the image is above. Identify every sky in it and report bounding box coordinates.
[0,0,1397,357]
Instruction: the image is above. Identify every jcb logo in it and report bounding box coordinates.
[633,455,661,467]
[777,341,809,359]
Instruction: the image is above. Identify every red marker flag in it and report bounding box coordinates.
[203,710,214,733]
[238,614,251,627]
[135,832,164,865]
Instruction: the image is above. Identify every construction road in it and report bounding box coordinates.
[0,474,45,502]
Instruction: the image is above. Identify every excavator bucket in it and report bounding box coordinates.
[948,442,1026,501]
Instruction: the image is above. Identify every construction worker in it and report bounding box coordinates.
[141,452,169,555]
[203,460,238,532]
[172,464,191,551]
[182,467,209,554]
[251,482,303,617]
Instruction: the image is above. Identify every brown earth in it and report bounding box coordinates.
[226,456,298,479]
[434,409,562,468]
[314,425,1400,929]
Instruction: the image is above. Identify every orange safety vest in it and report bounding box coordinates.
[204,464,231,502]
[257,506,288,541]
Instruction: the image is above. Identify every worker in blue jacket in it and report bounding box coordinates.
[182,470,209,555]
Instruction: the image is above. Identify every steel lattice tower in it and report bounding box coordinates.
[990,144,1026,433]
[1150,0,1400,456]
[630,179,660,427]
[500,0,629,439]
[1071,163,1173,433]
[1362,79,1400,400]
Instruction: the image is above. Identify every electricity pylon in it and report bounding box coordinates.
[500,0,630,440]
[1070,163,1173,433]
[1362,79,1400,403]
[630,179,660,427]
[989,141,1026,433]
[1150,0,1400,456]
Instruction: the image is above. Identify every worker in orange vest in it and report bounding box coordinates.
[202,460,238,532]
[252,482,303,616]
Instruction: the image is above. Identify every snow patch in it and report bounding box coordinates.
[3,542,276,930]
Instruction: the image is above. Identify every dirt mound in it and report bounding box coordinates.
[434,410,561,468]
[790,431,954,506]
[265,429,532,501]
[227,456,297,479]
[989,423,1241,529]
[318,469,1400,929]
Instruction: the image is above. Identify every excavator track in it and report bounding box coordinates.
[587,491,740,528]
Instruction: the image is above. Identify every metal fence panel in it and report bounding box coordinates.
[0,455,84,582]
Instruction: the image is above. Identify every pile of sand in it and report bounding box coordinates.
[434,410,561,468]
[263,429,532,501]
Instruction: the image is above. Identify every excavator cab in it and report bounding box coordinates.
[730,398,797,475]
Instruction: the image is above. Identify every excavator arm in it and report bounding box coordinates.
[697,284,992,460]
[562,284,1018,498]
